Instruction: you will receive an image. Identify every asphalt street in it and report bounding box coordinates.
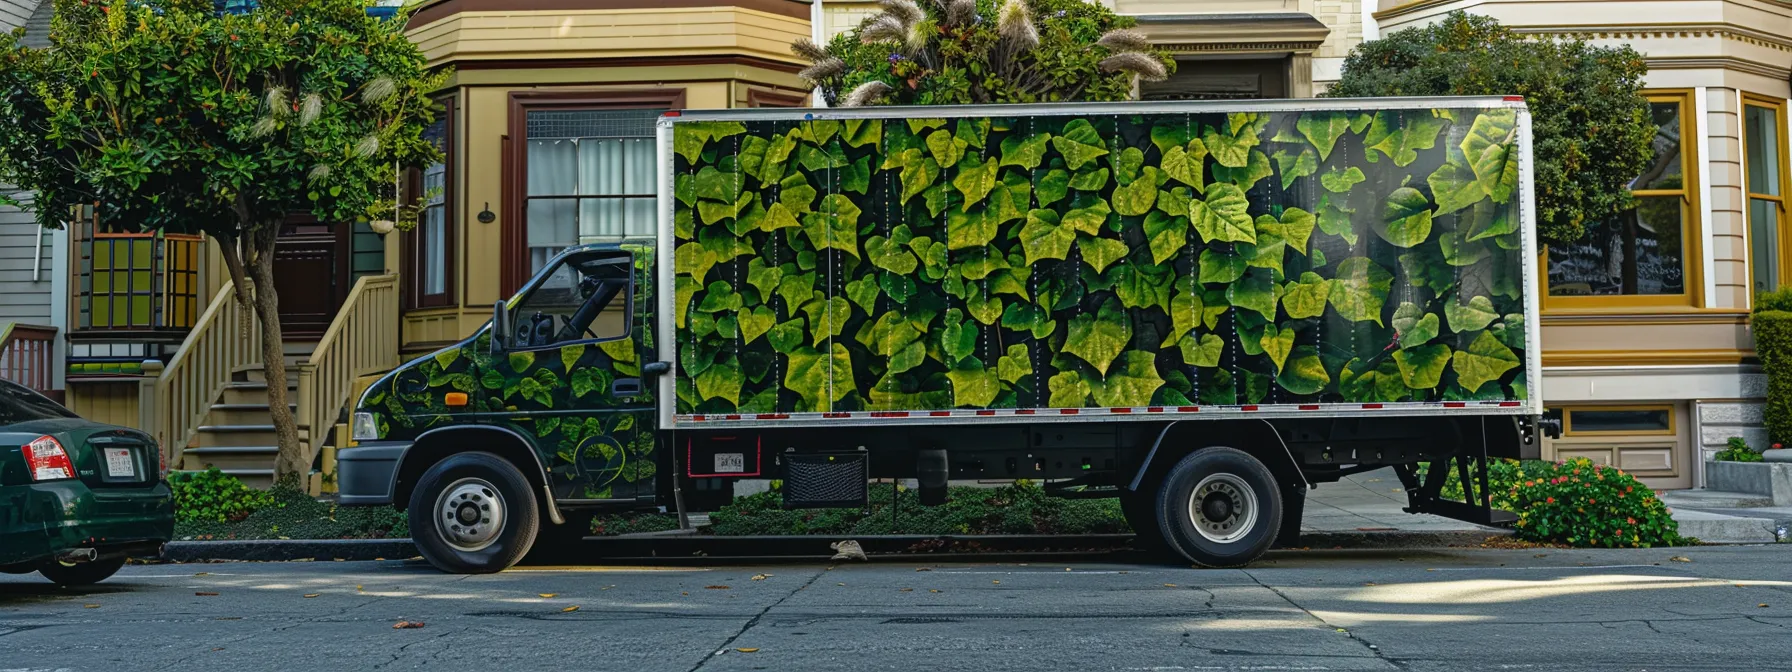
[4,545,1792,671]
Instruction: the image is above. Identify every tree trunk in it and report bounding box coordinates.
[243,225,305,490]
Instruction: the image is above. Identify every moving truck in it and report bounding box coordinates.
[339,97,1552,574]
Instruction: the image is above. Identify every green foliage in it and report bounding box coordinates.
[799,0,1174,106]
[707,482,1129,536]
[1715,436,1764,463]
[674,104,1530,414]
[1427,458,1686,548]
[1752,306,1792,446]
[175,487,408,541]
[1327,12,1653,245]
[168,468,276,524]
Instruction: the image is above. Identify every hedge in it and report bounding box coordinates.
[1752,289,1792,447]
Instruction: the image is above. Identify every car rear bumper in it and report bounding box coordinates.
[337,441,411,506]
[1,480,173,567]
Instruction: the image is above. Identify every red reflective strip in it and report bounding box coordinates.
[930,411,952,417]
[725,414,741,420]
[1111,408,1131,414]
[823,412,850,419]
[1299,405,1320,411]
[663,110,683,117]
[870,412,908,418]
[1362,403,1384,410]
[1503,95,1523,101]
[1241,405,1259,411]
[1060,408,1079,415]
[1016,409,1036,415]
[757,413,789,420]
[1178,406,1199,413]
[693,415,707,422]
[1147,407,1163,413]
[976,410,996,416]
[1444,402,1466,408]
[1500,401,1521,407]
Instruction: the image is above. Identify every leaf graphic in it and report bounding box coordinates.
[738,306,775,345]
[842,156,871,194]
[784,344,854,411]
[675,242,718,285]
[1198,249,1246,284]
[1109,260,1173,313]
[800,294,851,346]
[1461,108,1519,202]
[1276,207,1316,255]
[1020,209,1075,265]
[898,150,940,204]
[1143,210,1190,264]
[695,358,743,406]
[1282,272,1332,319]
[927,128,967,167]
[953,154,998,206]
[560,344,585,372]
[1320,166,1365,193]
[1078,236,1130,274]
[776,271,815,310]
[1241,369,1271,404]
[1162,289,1204,347]
[1376,187,1433,248]
[1089,351,1166,407]
[997,344,1033,384]
[866,227,919,275]
[1261,323,1295,373]
[1000,132,1050,170]
[1365,112,1447,167]
[1492,313,1526,349]
[1277,346,1330,395]
[1440,223,1489,267]
[966,286,1003,325]
[1228,268,1278,321]
[1328,257,1392,325]
[674,126,710,163]
[675,277,700,329]
[846,276,880,315]
[843,118,882,148]
[1113,147,1146,184]
[1150,122,1193,156]
[1445,294,1499,333]
[1463,198,1518,241]
[1162,145,1205,191]
[946,204,998,250]
[1036,168,1070,206]
[1394,344,1450,389]
[1341,358,1407,402]
[697,281,743,314]
[1272,147,1318,189]
[1190,183,1255,244]
[1211,149,1272,192]
[1451,331,1519,393]
[1063,195,1112,235]
[1199,368,1236,405]
[1297,111,1351,161]
[1246,216,1286,275]
[1064,298,1132,375]
[780,172,817,214]
[1048,371,1091,407]
[1202,123,1256,168]
[1052,119,1109,170]
[508,351,534,371]
[1179,332,1224,367]
[1113,167,1161,216]
[1392,302,1440,349]
[693,166,742,203]
[1428,155,1484,216]
[941,308,978,362]
[947,359,1001,408]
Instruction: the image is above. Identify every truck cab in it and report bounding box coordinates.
[339,241,665,573]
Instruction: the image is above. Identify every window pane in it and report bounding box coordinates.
[625,197,656,237]
[424,205,446,295]
[1631,102,1683,191]
[510,251,632,347]
[527,197,578,273]
[527,138,577,196]
[1746,105,1782,196]
[1568,408,1671,433]
[1547,196,1685,296]
[1753,197,1781,295]
[578,138,625,197]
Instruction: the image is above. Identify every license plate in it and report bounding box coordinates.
[714,453,745,474]
[104,448,136,478]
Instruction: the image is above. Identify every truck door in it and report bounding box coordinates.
[481,244,659,502]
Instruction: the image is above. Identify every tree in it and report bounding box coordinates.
[791,0,1174,107]
[0,0,445,487]
[1326,11,1653,245]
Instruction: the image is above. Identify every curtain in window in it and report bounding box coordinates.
[526,109,660,273]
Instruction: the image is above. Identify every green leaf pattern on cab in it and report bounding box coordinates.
[670,108,1528,411]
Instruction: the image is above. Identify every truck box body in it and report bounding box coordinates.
[660,98,1541,429]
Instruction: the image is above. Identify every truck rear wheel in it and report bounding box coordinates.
[1155,447,1282,568]
[1120,492,1166,552]
[409,452,540,574]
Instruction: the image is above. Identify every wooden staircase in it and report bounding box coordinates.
[177,354,307,489]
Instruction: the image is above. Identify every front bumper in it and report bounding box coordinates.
[337,441,411,506]
[1,480,174,567]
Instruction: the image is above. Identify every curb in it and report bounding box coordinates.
[160,530,1506,563]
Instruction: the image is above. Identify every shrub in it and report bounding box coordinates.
[707,482,1129,536]
[175,488,408,541]
[1715,437,1764,463]
[168,468,277,524]
[1751,290,1792,446]
[1421,458,1684,547]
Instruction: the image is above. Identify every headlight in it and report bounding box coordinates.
[352,412,380,442]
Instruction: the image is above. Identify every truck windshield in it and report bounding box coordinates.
[511,250,632,348]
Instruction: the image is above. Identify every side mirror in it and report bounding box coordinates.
[491,301,511,355]
[641,361,671,378]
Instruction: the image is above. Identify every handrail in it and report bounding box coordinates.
[154,281,263,469]
[0,322,58,395]
[297,274,398,466]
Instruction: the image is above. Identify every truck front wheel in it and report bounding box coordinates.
[409,452,541,574]
[1155,447,1282,568]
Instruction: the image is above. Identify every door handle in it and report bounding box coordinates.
[612,377,643,397]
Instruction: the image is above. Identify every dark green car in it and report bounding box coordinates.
[0,378,173,585]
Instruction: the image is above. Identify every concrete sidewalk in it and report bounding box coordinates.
[1302,467,1495,534]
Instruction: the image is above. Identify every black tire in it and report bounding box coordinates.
[1120,491,1166,552]
[409,452,541,574]
[38,556,126,586]
[1154,447,1283,568]
[1273,484,1307,549]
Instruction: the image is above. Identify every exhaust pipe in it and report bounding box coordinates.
[55,548,97,564]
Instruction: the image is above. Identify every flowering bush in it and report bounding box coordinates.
[1424,458,1686,547]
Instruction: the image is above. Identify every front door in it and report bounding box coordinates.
[480,244,658,502]
[273,215,350,337]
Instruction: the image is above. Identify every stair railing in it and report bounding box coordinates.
[0,323,57,397]
[153,281,262,469]
[296,274,398,467]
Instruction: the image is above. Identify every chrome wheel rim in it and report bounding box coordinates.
[1188,473,1258,544]
[435,478,505,552]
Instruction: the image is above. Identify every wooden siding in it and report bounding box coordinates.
[0,200,53,326]
[66,380,142,430]
[409,7,810,68]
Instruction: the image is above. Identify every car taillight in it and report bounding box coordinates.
[23,435,75,482]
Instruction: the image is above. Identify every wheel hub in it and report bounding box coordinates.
[1188,473,1259,544]
[435,478,505,552]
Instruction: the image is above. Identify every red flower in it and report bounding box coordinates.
[1590,498,1597,504]
[1546,497,1555,504]
[1627,517,1636,525]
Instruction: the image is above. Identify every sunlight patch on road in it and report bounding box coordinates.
[1344,574,1792,604]
[503,566,711,573]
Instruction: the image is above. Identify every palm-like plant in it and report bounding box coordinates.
[795,0,1173,107]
